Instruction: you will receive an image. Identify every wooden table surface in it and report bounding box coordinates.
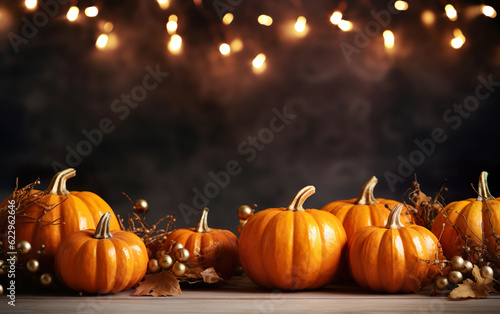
[1,276,499,313]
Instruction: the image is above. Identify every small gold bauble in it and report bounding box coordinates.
[448,270,463,285]
[171,262,187,277]
[438,262,447,271]
[237,205,253,220]
[434,276,449,290]
[480,265,494,279]
[133,199,149,214]
[155,249,166,260]
[460,260,473,275]
[148,259,161,273]
[172,242,184,252]
[26,259,40,273]
[40,273,53,286]
[477,257,485,264]
[17,240,32,255]
[0,284,3,295]
[175,248,190,263]
[450,256,465,271]
[0,260,5,276]
[159,254,174,270]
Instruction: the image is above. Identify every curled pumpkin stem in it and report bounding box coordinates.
[286,186,315,212]
[355,176,379,205]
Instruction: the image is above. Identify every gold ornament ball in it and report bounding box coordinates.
[148,259,161,273]
[133,199,149,214]
[480,265,494,279]
[26,259,40,273]
[460,260,473,275]
[17,240,32,255]
[434,276,449,290]
[237,205,253,220]
[438,262,447,271]
[450,256,465,271]
[172,242,184,252]
[40,273,53,286]
[448,270,463,285]
[0,260,5,276]
[155,249,167,260]
[171,262,187,277]
[0,284,3,296]
[159,254,174,270]
[175,248,191,263]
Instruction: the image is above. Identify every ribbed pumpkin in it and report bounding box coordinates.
[239,186,347,290]
[349,204,442,293]
[1,168,120,257]
[321,176,412,240]
[431,171,500,264]
[163,207,239,279]
[55,213,148,294]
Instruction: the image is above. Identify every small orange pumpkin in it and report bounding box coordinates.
[349,204,442,293]
[431,171,500,264]
[1,168,120,257]
[163,207,239,279]
[322,176,412,240]
[55,213,148,294]
[239,186,347,290]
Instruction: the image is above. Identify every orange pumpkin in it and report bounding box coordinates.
[431,171,500,264]
[349,204,442,293]
[1,168,120,257]
[322,176,412,240]
[55,213,148,294]
[163,207,239,279]
[239,186,347,290]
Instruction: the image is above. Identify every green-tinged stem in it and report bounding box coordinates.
[477,171,495,202]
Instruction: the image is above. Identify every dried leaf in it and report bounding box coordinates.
[132,271,182,297]
[200,267,224,284]
[448,265,496,300]
[184,267,205,280]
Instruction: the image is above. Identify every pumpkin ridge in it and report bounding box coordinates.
[398,227,422,293]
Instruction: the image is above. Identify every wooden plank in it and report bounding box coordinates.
[1,276,499,313]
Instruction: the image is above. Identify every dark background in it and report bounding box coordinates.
[1,0,499,233]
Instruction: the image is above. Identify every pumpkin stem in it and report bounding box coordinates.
[195,207,210,233]
[355,176,379,205]
[286,186,315,212]
[477,171,495,202]
[385,204,405,229]
[93,212,112,239]
[46,168,76,195]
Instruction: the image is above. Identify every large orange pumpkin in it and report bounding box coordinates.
[55,213,148,294]
[349,204,442,293]
[431,171,500,264]
[239,186,347,290]
[321,176,412,240]
[1,168,120,257]
[163,207,239,279]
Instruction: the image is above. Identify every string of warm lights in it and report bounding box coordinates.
[7,0,499,72]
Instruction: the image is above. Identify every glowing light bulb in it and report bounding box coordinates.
[103,22,114,32]
[482,5,497,18]
[222,13,234,25]
[330,11,342,25]
[166,15,178,34]
[85,6,99,18]
[230,38,243,52]
[338,20,352,31]
[394,1,408,11]
[445,4,457,21]
[258,15,273,26]
[451,28,465,49]
[252,53,266,69]
[219,43,230,56]
[25,0,37,10]
[96,34,108,49]
[168,34,182,53]
[421,10,435,26]
[157,0,169,10]
[294,16,306,33]
[383,30,395,49]
[66,6,79,22]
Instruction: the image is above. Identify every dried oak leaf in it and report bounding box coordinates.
[132,271,182,297]
[200,267,224,284]
[448,265,496,300]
